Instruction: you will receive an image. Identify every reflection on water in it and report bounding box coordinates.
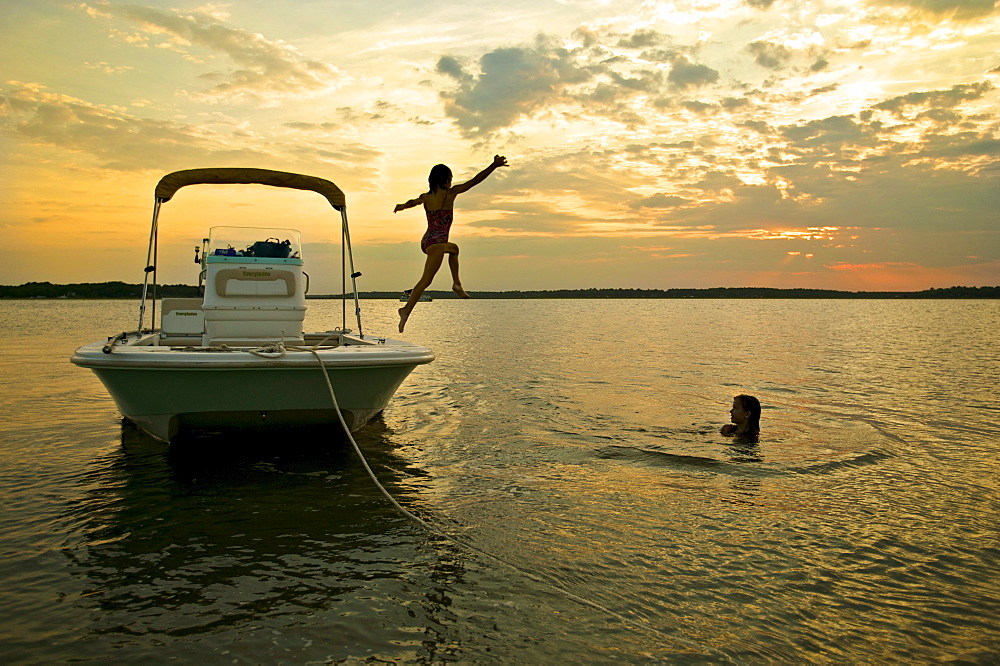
[1,298,998,662]
[60,420,483,660]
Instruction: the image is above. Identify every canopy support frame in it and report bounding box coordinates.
[137,200,162,334]
[136,169,362,340]
[341,207,364,338]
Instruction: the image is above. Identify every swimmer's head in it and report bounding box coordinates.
[428,164,452,193]
[733,394,761,435]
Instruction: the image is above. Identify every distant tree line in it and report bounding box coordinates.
[0,281,199,299]
[318,285,1000,299]
[2,282,997,299]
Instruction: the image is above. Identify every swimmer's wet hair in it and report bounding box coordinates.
[736,394,761,434]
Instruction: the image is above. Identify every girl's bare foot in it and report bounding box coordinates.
[453,284,471,299]
[398,307,409,333]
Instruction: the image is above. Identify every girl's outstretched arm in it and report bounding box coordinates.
[394,194,424,213]
[451,155,508,195]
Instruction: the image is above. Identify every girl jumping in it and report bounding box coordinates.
[393,155,508,333]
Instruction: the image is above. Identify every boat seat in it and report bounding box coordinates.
[202,265,304,345]
[161,298,205,335]
[214,268,296,297]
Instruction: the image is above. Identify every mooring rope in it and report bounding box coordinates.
[245,339,724,656]
[298,346,637,624]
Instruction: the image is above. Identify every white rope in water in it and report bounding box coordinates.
[246,341,722,656]
[296,345,632,619]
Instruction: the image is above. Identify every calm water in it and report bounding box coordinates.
[1,298,997,663]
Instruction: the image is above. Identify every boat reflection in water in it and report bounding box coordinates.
[61,418,472,659]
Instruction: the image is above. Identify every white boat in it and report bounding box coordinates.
[400,290,433,302]
[72,168,434,442]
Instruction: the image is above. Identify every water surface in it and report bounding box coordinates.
[1,298,997,662]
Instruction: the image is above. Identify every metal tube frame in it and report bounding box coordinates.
[340,208,364,338]
[137,200,162,334]
[138,194,364,340]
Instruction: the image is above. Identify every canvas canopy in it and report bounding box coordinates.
[154,168,346,209]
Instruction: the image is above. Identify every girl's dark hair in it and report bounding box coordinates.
[736,394,761,434]
[428,164,452,193]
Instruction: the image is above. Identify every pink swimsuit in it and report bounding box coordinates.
[421,208,454,253]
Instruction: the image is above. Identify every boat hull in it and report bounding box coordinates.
[72,337,434,442]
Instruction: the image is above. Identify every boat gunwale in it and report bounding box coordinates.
[71,339,434,369]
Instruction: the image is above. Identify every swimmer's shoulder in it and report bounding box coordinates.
[421,190,455,211]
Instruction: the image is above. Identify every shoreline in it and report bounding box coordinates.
[2,283,998,299]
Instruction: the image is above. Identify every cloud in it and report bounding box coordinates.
[86,3,348,105]
[285,100,407,129]
[921,132,1000,159]
[810,57,830,72]
[82,61,134,75]
[866,0,998,19]
[696,171,747,192]
[667,56,720,88]
[826,261,919,271]
[436,55,468,81]
[630,193,690,209]
[617,28,665,49]
[779,115,875,149]
[763,83,1000,227]
[871,82,994,117]
[0,81,382,174]
[524,71,999,243]
[436,26,723,136]
[640,48,687,63]
[1,81,245,170]
[438,39,596,136]
[681,100,716,114]
[747,40,793,69]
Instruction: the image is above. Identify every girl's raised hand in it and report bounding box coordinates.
[493,155,508,168]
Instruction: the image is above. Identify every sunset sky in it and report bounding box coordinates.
[2,0,998,293]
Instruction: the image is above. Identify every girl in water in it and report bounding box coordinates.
[393,155,508,333]
[721,394,761,438]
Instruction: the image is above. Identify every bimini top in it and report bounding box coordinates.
[154,168,346,209]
